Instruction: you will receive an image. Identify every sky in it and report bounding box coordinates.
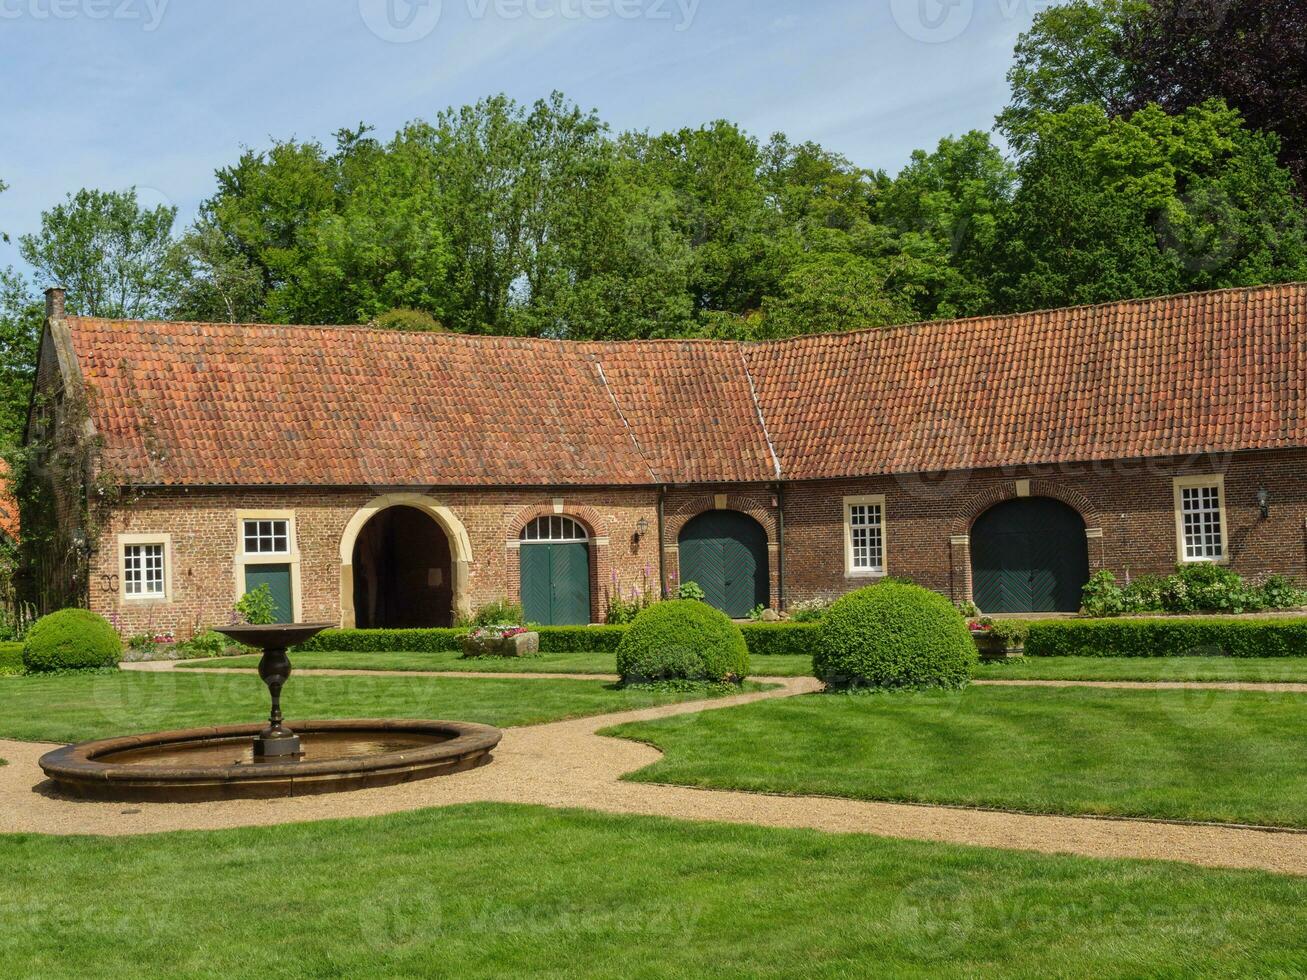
[0,0,1043,279]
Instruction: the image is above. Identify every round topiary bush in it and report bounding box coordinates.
[813,582,976,690]
[616,600,750,684]
[22,608,122,673]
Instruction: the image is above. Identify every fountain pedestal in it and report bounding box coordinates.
[215,623,336,759]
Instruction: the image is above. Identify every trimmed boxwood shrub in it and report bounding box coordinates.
[1026,617,1307,658]
[298,628,467,653]
[616,600,750,683]
[814,582,976,689]
[22,609,122,673]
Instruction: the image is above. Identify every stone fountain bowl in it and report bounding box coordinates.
[39,719,502,802]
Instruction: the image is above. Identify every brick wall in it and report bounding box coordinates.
[92,487,661,637]
[782,448,1307,608]
[87,446,1307,635]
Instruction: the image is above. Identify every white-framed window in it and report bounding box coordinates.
[843,495,886,576]
[119,533,172,601]
[520,516,589,542]
[243,518,291,555]
[1174,475,1227,563]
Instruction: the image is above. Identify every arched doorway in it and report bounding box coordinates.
[352,506,454,628]
[970,498,1089,613]
[519,516,592,625]
[678,510,769,619]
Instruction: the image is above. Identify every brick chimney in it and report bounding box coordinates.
[44,286,66,320]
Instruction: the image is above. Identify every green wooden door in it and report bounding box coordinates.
[678,511,769,618]
[970,498,1089,613]
[520,543,591,625]
[244,564,293,624]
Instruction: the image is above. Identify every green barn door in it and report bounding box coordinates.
[678,511,769,618]
[520,543,591,626]
[970,498,1089,613]
[244,564,293,624]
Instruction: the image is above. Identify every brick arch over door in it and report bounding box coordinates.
[949,480,1102,611]
[664,492,779,611]
[506,504,608,624]
[338,493,474,628]
[951,480,1101,537]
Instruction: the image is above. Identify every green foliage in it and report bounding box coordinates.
[675,581,706,602]
[993,100,1307,312]
[615,600,749,683]
[998,0,1143,150]
[1081,567,1306,617]
[370,307,446,332]
[0,640,23,675]
[20,187,181,319]
[786,599,830,623]
[814,582,976,690]
[1026,617,1307,658]
[170,220,265,324]
[0,268,42,447]
[459,598,525,628]
[297,628,468,654]
[739,622,818,657]
[178,630,229,659]
[235,584,277,626]
[21,608,121,673]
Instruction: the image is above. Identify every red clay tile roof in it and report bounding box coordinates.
[64,282,1307,487]
[0,457,18,541]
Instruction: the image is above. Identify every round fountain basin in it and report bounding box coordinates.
[39,719,501,802]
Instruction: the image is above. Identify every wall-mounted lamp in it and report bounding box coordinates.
[1257,487,1271,520]
[633,517,650,543]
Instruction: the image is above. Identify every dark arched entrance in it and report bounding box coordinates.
[970,497,1089,613]
[352,506,453,628]
[678,510,769,619]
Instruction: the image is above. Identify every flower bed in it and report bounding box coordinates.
[459,625,539,658]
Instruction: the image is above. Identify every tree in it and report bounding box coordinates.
[0,269,42,447]
[1121,0,1307,192]
[19,188,180,319]
[992,100,1307,312]
[761,253,915,337]
[875,131,1015,319]
[998,0,1143,151]
[170,221,265,323]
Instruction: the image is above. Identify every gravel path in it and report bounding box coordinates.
[5,673,1307,875]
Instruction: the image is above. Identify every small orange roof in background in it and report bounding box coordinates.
[0,457,19,541]
[65,282,1307,488]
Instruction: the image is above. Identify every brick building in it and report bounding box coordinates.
[25,282,1307,635]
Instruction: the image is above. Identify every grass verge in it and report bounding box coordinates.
[607,685,1307,827]
[3,803,1306,977]
[975,656,1307,683]
[176,650,815,677]
[0,671,767,744]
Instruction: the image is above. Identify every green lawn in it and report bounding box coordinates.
[607,686,1307,827]
[0,671,766,744]
[178,650,816,677]
[976,656,1307,683]
[3,803,1305,977]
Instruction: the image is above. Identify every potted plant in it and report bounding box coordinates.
[460,624,540,659]
[968,618,1027,660]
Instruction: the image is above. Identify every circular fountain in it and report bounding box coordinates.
[39,623,501,802]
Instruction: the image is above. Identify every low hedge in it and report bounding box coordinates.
[298,622,813,656]
[740,622,818,656]
[1025,617,1307,658]
[22,609,122,673]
